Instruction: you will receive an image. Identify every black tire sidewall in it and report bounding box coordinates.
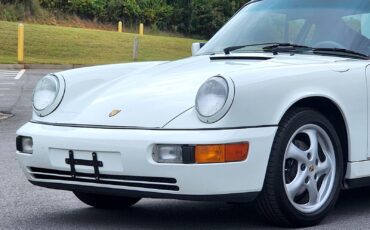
[270,109,343,225]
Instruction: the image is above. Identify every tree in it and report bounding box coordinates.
[189,0,246,38]
[6,0,251,38]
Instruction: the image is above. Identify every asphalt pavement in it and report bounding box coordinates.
[2,69,370,229]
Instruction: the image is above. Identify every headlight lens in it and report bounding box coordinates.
[33,74,65,116]
[33,75,59,111]
[195,76,234,123]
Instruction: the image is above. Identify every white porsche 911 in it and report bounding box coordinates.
[16,0,370,227]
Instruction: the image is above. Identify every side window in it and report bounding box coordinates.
[304,24,317,46]
[343,15,362,33]
[288,19,306,42]
[343,13,370,39]
[252,14,306,43]
[245,15,306,45]
[227,12,288,47]
[245,13,287,43]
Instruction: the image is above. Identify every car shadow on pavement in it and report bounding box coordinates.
[16,187,370,229]
[29,200,274,229]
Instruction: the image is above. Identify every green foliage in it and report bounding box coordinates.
[0,3,23,21]
[138,0,173,30]
[0,0,45,20]
[104,0,141,24]
[189,0,246,37]
[1,0,250,38]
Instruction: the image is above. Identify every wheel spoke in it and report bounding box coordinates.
[286,143,307,163]
[305,129,319,161]
[307,179,319,204]
[286,171,306,199]
[317,159,331,176]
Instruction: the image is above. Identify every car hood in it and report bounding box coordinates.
[34,53,346,128]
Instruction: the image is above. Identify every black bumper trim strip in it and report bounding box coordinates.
[30,167,177,184]
[32,174,179,191]
[29,120,277,131]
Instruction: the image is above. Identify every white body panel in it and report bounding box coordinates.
[16,52,370,197]
[17,122,276,195]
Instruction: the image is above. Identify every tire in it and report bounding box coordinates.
[256,108,343,227]
[73,191,141,209]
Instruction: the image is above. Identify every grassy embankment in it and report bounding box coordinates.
[0,20,200,65]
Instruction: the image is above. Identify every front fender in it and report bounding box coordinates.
[165,62,367,162]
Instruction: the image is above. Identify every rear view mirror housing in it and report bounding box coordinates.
[192,43,206,56]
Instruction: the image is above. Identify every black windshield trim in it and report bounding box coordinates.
[210,56,271,61]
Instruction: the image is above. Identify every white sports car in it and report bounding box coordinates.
[16,0,370,227]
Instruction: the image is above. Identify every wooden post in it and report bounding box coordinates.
[133,36,139,61]
[139,23,144,36]
[118,21,123,33]
[18,24,24,64]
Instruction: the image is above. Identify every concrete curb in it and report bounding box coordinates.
[0,64,25,70]
[0,64,94,70]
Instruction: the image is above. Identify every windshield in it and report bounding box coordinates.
[199,0,370,56]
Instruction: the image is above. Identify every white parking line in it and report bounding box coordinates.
[0,70,19,79]
[0,71,18,74]
[0,82,16,85]
[0,88,11,91]
[15,69,26,80]
[0,70,18,74]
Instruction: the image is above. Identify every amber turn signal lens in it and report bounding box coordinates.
[195,143,249,164]
[195,145,225,163]
[225,143,249,162]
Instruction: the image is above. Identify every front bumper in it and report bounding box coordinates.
[16,122,277,202]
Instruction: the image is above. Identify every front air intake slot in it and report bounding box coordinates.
[29,167,179,191]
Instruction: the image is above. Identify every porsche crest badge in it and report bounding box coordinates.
[109,109,121,117]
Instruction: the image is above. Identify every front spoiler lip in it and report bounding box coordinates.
[29,180,259,202]
[29,120,277,131]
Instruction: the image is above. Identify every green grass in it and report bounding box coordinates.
[0,21,201,65]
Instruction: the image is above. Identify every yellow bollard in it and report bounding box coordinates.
[18,23,24,64]
[118,21,122,33]
[139,23,144,36]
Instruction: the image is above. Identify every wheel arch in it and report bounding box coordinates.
[279,96,350,177]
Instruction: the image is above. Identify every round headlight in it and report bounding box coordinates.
[195,76,235,123]
[33,74,65,117]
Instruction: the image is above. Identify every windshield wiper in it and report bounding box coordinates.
[312,48,369,60]
[224,42,280,55]
[223,42,369,60]
[223,43,311,55]
[263,44,369,60]
[262,43,312,54]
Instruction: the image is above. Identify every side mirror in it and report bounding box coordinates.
[192,42,206,56]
